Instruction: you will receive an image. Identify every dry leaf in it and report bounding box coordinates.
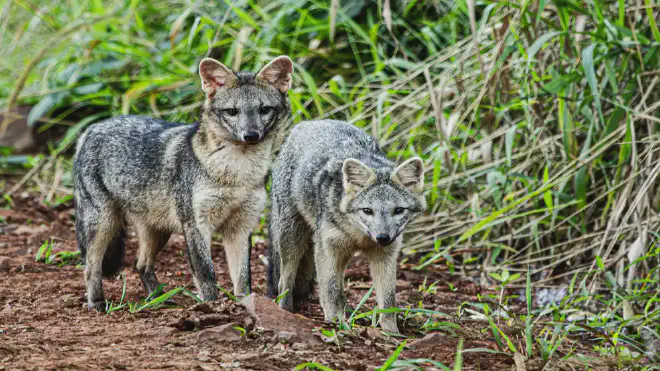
[445,111,460,138]
[329,0,339,43]
[382,0,393,33]
[627,236,645,263]
[481,139,493,164]
[513,352,527,371]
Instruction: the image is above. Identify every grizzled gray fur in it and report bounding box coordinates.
[267,120,426,333]
[74,56,293,311]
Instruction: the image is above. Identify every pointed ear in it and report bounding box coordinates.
[342,158,376,193]
[391,157,424,192]
[256,56,294,93]
[199,58,237,96]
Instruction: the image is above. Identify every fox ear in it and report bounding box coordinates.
[256,56,294,93]
[392,157,424,192]
[199,58,236,96]
[342,158,375,193]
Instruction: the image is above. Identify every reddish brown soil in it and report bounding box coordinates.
[0,194,516,370]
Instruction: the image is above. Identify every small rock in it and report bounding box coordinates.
[161,327,180,336]
[365,327,381,340]
[407,291,423,303]
[191,302,214,314]
[277,331,296,343]
[243,316,254,328]
[395,280,410,289]
[13,225,48,235]
[410,332,445,349]
[60,294,78,308]
[0,304,14,317]
[0,257,11,272]
[240,294,322,346]
[199,314,230,328]
[171,315,200,331]
[58,211,73,224]
[291,342,308,350]
[194,322,242,343]
[1,224,18,234]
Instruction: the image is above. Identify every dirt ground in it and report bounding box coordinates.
[0,193,522,371]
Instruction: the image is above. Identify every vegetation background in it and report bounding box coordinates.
[1,0,659,368]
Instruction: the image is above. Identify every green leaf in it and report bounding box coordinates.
[293,362,336,371]
[73,83,104,95]
[35,240,52,262]
[527,31,562,64]
[582,43,604,123]
[558,86,575,158]
[574,166,588,209]
[542,76,571,94]
[224,0,259,30]
[348,285,374,325]
[28,95,57,126]
[645,0,660,42]
[525,269,533,355]
[134,287,183,312]
[618,118,633,165]
[453,338,464,371]
[505,125,516,167]
[377,341,407,371]
[543,165,553,210]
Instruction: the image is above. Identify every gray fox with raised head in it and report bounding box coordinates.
[74,56,293,311]
[267,120,426,333]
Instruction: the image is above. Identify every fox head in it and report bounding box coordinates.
[340,157,426,247]
[198,56,293,145]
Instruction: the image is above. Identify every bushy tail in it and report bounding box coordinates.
[267,227,280,298]
[100,227,127,278]
[76,209,126,278]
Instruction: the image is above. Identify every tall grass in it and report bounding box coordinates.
[1,0,660,365]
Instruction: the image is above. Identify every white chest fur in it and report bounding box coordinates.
[193,142,271,230]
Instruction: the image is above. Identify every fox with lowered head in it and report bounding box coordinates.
[74,56,293,311]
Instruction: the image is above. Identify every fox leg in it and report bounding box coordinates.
[183,223,217,301]
[292,249,315,310]
[314,231,351,325]
[221,188,266,297]
[83,207,122,311]
[366,242,401,333]
[270,204,311,312]
[134,222,171,295]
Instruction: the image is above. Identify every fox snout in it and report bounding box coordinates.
[242,131,261,144]
[375,233,392,246]
[376,233,394,247]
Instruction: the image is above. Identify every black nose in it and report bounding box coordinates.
[243,131,260,143]
[376,234,391,245]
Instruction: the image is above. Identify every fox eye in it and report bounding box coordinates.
[361,208,373,215]
[223,108,239,116]
[259,106,274,115]
[393,207,405,215]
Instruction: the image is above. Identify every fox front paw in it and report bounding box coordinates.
[379,315,399,333]
[278,293,294,312]
[87,301,106,312]
[324,311,347,329]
